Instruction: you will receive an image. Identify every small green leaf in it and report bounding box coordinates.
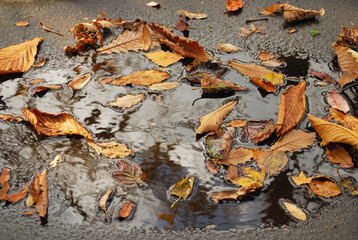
[310,29,320,37]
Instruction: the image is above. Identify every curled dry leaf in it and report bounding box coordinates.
[242,120,276,143]
[110,70,170,86]
[307,114,358,146]
[280,199,307,221]
[49,154,63,169]
[325,143,353,168]
[309,176,341,198]
[335,25,358,47]
[14,21,29,26]
[195,100,237,134]
[332,45,358,88]
[200,73,245,93]
[148,82,179,91]
[26,169,47,217]
[99,189,113,222]
[171,176,195,208]
[260,4,284,15]
[276,81,306,136]
[216,43,240,53]
[270,129,316,152]
[0,167,11,200]
[226,0,243,14]
[283,4,325,23]
[118,201,135,219]
[225,119,247,128]
[31,85,62,96]
[143,50,183,67]
[229,61,283,85]
[325,89,350,113]
[113,160,145,187]
[258,50,277,61]
[107,94,146,109]
[310,70,336,84]
[176,15,189,31]
[177,10,207,19]
[0,113,24,123]
[68,73,92,90]
[5,184,29,203]
[0,37,43,74]
[254,149,288,175]
[22,107,92,140]
[33,56,48,68]
[86,138,134,159]
[291,171,313,186]
[249,77,276,92]
[205,127,235,160]
[329,107,358,132]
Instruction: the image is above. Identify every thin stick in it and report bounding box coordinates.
[246,18,269,23]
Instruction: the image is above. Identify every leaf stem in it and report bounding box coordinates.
[245,18,269,23]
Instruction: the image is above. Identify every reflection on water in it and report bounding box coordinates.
[0,52,357,230]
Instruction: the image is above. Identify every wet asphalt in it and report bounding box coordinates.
[1,0,358,239]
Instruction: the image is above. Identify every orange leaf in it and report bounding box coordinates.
[309,176,341,197]
[291,171,313,186]
[86,138,134,159]
[217,147,254,165]
[326,143,353,168]
[200,73,245,93]
[26,169,47,217]
[143,50,183,67]
[99,189,113,222]
[118,201,134,219]
[310,70,336,84]
[31,85,62,96]
[260,4,284,15]
[33,56,48,68]
[147,82,179,91]
[0,113,24,123]
[141,24,152,51]
[249,77,276,92]
[177,10,208,19]
[280,199,307,221]
[283,4,325,23]
[5,184,29,203]
[332,45,358,88]
[0,167,11,200]
[270,129,316,152]
[68,73,92,90]
[107,94,146,109]
[22,107,92,140]
[325,89,350,113]
[276,81,306,136]
[23,211,36,215]
[195,100,237,134]
[329,107,358,132]
[0,38,43,74]
[49,154,63,169]
[14,21,29,26]
[110,70,170,86]
[226,0,243,13]
[258,50,277,61]
[254,149,288,175]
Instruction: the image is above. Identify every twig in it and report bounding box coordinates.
[245,17,269,23]
[40,22,63,36]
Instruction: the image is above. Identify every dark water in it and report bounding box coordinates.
[0,50,357,230]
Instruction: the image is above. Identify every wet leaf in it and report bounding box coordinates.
[261,59,285,68]
[225,119,247,128]
[171,176,195,208]
[68,73,92,90]
[310,70,336,84]
[229,166,264,189]
[270,129,316,152]
[226,0,243,14]
[229,61,283,85]
[206,160,220,175]
[176,15,189,31]
[86,138,134,159]
[0,113,24,123]
[200,73,245,93]
[143,50,183,67]
[307,114,358,146]
[14,21,29,26]
[217,147,254,166]
[141,24,152,51]
[33,56,48,68]
[260,4,284,15]
[22,107,92,139]
[99,77,114,84]
[186,60,228,83]
[156,213,174,225]
[217,43,241,53]
[205,127,235,160]
[0,37,43,74]
[326,89,350,114]
[113,160,145,187]
[5,184,29,203]
[226,165,238,180]
[332,45,358,88]
[314,81,330,87]
[107,94,146,109]
[280,199,307,221]
[31,85,62,96]
[254,150,288,175]
[282,4,325,23]
[276,81,306,136]
[118,201,134,219]
[26,169,47,217]
[339,177,358,196]
[0,168,11,200]
[291,171,313,186]
[49,154,63,169]
[110,70,170,86]
[147,82,179,91]
[329,107,358,132]
[23,211,36,215]
[210,187,252,203]
[249,77,276,92]
[309,176,341,197]
[258,50,277,61]
[99,189,112,222]
[242,120,276,143]
[29,78,44,84]
[195,100,237,134]
[238,24,267,38]
[147,2,160,7]
[325,143,353,168]
[177,10,207,19]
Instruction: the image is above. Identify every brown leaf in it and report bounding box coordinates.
[261,59,285,68]
[226,165,238,180]
[149,23,209,62]
[225,119,247,128]
[171,176,195,208]
[309,176,341,197]
[280,199,307,221]
[217,43,241,53]
[260,4,284,15]
[49,154,63,169]
[0,168,11,200]
[99,189,112,222]
[326,143,353,168]
[31,85,62,96]
[310,70,336,84]
[147,82,179,91]
[22,107,93,139]
[107,94,146,109]
[110,70,170,86]
[282,4,325,23]
[276,81,306,136]
[33,56,48,68]
[254,150,288,175]
[210,187,251,203]
[229,61,283,85]
[332,45,358,88]
[5,184,29,203]
[206,160,220,175]
[186,60,228,83]
[113,160,145,187]
[68,73,92,90]
[329,107,358,132]
[200,73,245,93]
[226,0,243,13]
[291,171,313,186]
[177,10,207,19]
[26,169,47,217]
[326,89,350,113]
[270,129,316,152]
[86,138,134,159]
[176,15,189,31]
[143,50,183,67]
[195,100,237,134]
[242,120,276,143]
[249,77,276,92]
[141,24,152,51]
[0,113,24,123]
[14,21,29,26]
[307,114,358,146]
[118,201,134,219]
[217,147,254,165]
[258,50,277,61]
[0,38,43,74]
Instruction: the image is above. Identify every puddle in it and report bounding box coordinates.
[0,50,357,230]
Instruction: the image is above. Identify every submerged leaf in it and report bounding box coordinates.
[110,70,170,86]
[86,138,134,159]
[148,82,179,91]
[200,73,245,93]
[113,160,145,187]
[143,50,183,67]
[205,127,235,160]
[107,94,146,109]
[210,187,253,203]
[118,201,134,219]
[270,129,316,152]
[325,143,353,168]
[171,176,195,208]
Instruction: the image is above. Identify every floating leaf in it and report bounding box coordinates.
[0,168,11,200]
[0,38,43,74]
[14,21,29,26]
[276,81,306,136]
[280,199,307,221]
[206,160,220,175]
[249,77,276,92]
[242,120,276,143]
[31,85,62,96]
[339,177,358,196]
[148,82,179,91]
[29,78,44,84]
[26,169,47,217]
[23,108,92,139]
[225,119,247,128]
[99,189,113,222]
[260,4,284,15]
[107,94,146,109]
[118,201,135,219]
[200,73,245,93]
[0,113,24,123]
[217,43,241,53]
[5,185,29,203]
[195,100,237,134]
[68,73,92,90]
[326,89,350,113]
[310,70,336,84]
[113,160,145,187]
[177,10,207,19]
[254,150,288,175]
[329,107,358,132]
[110,70,170,86]
[218,147,254,166]
[258,50,277,61]
[309,176,341,197]
[86,138,134,159]
[229,166,264,190]
[33,56,48,68]
[49,154,63,169]
[226,0,243,14]
[282,4,325,23]
[143,50,183,67]
[171,176,195,208]
[270,129,316,152]
[210,187,252,203]
[332,45,358,88]
[325,143,353,168]
[226,165,238,180]
[291,171,313,186]
[261,59,285,68]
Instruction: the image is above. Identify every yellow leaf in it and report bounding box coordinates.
[281,199,307,221]
[110,70,170,86]
[0,38,43,74]
[86,138,134,159]
[171,176,195,208]
[107,94,146,109]
[291,170,313,186]
[49,154,63,169]
[270,129,316,152]
[143,50,183,67]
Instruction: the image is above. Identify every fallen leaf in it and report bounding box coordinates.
[287,29,297,34]
[0,113,24,123]
[260,4,284,15]
[99,189,113,222]
[254,150,288,175]
[332,45,358,88]
[205,127,235,160]
[176,15,189,31]
[141,24,152,51]
[291,171,313,186]
[113,160,145,187]
[22,107,93,139]
[118,201,135,219]
[329,107,358,132]
[307,114,358,146]
[147,2,160,7]
[226,165,238,180]
[49,154,63,169]
[206,160,220,175]
[23,211,36,215]
[242,120,276,143]
[68,73,92,90]
[309,176,341,197]
[86,138,134,159]
[217,147,253,166]
[326,89,350,113]
[0,168,11,200]
[270,129,316,152]
[216,43,241,53]
[99,77,114,84]
[325,143,353,168]
[143,50,183,67]
[186,61,228,83]
[5,185,29,203]
[0,181,10,200]
[14,21,29,26]
[195,100,237,134]
[282,4,325,23]
[210,187,252,203]
[261,59,285,68]
[177,10,207,19]
[147,82,179,91]
[29,78,44,84]
[229,61,283,85]
[310,70,336,84]
[200,73,245,93]
[335,25,358,47]
[238,24,267,38]
[26,169,47,217]
[314,81,330,87]
[226,0,243,14]
[40,22,63,36]
[310,29,321,37]
[107,94,146,109]
[276,81,306,136]
[0,37,43,74]
[33,56,48,68]
[225,119,247,128]
[339,176,358,196]
[110,70,170,86]
[249,77,276,92]
[280,199,307,221]
[31,85,62,96]
[171,176,195,208]
[258,50,277,61]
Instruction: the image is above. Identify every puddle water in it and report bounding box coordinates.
[0,50,357,230]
